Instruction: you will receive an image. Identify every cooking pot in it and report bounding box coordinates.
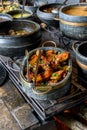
[19,0,37,14]
[37,0,68,27]
[58,3,87,40]
[20,47,72,100]
[0,1,20,13]
[72,41,87,87]
[0,20,42,57]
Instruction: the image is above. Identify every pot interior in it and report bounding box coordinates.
[78,43,87,57]
[62,4,87,16]
[0,20,40,37]
[7,9,33,19]
[39,3,62,13]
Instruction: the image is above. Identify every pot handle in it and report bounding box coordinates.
[42,40,57,47]
[72,41,80,53]
[32,85,52,95]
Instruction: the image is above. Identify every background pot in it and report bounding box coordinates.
[59,3,87,40]
[72,41,87,87]
[37,3,64,27]
[0,1,20,13]
[0,20,42,57]
[19,0,37,14]
[20,47,72,100]
[37,0,68,27]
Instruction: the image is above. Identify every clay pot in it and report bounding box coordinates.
[37,3,63,27]
[0,20,42,57]
[59,3,87,40]
[37,0,68,27]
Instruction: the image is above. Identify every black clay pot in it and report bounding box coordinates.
[72,41,87,87]
[0,20,42,57]
[59,3,87,40]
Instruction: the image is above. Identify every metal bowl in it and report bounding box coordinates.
[20,47,72,100]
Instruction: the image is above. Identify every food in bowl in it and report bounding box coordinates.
[0,29,32,36]
[7,9,32,19]
[8,29,29,36]
[63,6,87,16]
[0,1,19,13]
[43,7,59,13]
[12,12,31,19]
[0,1,13,6]
[23,49,70,86]
[20,47,72,100]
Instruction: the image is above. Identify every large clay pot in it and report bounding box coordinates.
[0,20,42,57]
[59,3,87,40]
